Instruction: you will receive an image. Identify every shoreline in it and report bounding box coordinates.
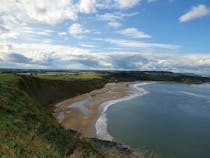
[95,82,151,141]
[53,82,152,140]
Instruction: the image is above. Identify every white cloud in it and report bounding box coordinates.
[115,0,140,9]
[68,23,90,38]
[108,21,122,27]
[0,0,140,41]
[91,0,141,10]
[97,12,138,28]
[106,39,180,49]
[0,26,18,39]
[0,42,13,53]
[0,0,77,43]
[0,41,113,69]
[1,41,210,74]
[0,23,55,43]
[179,4,209,23]
[20,26,54,36]
[0,0,146,31]
[79,0,97,13]
[0,0,78,25]
[58,32,68,36]
[118,27,151,38]
[97,12,139,22]
[0,42,91,61]
[68,23,99,38]
[80,43,96,48]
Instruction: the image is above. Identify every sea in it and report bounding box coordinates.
[99,82,210,158]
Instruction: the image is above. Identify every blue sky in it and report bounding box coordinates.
[0,0,210,74]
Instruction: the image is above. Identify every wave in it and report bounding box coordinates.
[95,82,153,141]
[180,91,207,98]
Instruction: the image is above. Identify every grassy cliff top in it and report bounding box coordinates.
[27,72,106,81]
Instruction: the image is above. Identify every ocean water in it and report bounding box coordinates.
[95,82,150,141]
[106,83,210,158]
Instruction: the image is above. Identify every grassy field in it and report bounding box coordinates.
[32,72,106,81]
[0,74,106,158]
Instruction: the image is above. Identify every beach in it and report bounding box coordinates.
[53,82,132,138]
[53,82,150,140]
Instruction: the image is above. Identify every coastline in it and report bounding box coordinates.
[53,82,152,140]
[95,82,151,141]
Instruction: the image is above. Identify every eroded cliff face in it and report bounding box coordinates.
[20,75,107,106]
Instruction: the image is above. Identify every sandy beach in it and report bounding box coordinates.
[53,82,135,138]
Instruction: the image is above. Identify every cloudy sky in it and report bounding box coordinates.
[0,0,210,74]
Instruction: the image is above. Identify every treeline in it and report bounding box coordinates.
[105,71,210,83]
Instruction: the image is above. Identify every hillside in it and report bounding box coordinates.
[0,74,108,158]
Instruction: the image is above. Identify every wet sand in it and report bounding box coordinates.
[53,82,133,138]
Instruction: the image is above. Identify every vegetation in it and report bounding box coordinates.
[105,71,210,83]
[33,72,105,81]
[0,74,106,158]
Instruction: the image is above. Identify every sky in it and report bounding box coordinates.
[0,0,210,74]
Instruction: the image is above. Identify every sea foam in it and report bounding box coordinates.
[95,82,153,141]
[180,91,207,98]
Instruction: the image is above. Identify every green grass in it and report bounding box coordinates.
[33,72,105,81]
[0,74,106,158]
